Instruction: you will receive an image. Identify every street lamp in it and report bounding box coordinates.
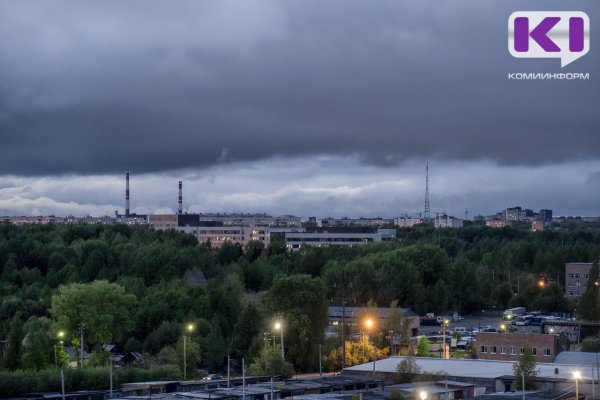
[364,318,376,377]
[500,324,506,333]
[183,323,194,380]
[573,371,581,400]
[55,331,65,368]
[274,321,284,360]
[419,390,427,400]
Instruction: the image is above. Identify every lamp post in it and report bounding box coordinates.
[274,321,284,360]
[55,331,65,368]
[442,319,449,359]
[574,371,581,400]
[419,390,427,400]
[53,331,67,400]
[365,318,376,377]
[500,324,506,333]
[183,323,194,380]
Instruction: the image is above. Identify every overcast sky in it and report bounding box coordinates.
[0,0,598,218]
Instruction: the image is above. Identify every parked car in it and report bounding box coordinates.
[202,374,223,380]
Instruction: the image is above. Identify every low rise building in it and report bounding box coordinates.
[395,217,423,228]
[434,215,464,228]
[284,227,396,251]
[345,356,595,395]
[327,306,419,339]
[148,214,178,230]
[179,225,270,248]
[531,219,545,232]
[475,332,567,363]
[486,220,512,228]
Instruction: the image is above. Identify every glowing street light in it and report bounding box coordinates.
[55,331,65,368]
[364,318,376,376]
[274,321,284,360]
[573,371,581,400]
[442,319,449,359]
[183,323,195,380]
[419,390,428,400]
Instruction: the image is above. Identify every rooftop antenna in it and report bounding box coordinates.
[424,162,431,222]
[178,181,183,214]
[125,170,130,217]
[465,208,470,220]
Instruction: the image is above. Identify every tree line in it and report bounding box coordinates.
[1,222,599,383]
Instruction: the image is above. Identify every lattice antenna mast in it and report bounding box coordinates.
[424,162,431,222]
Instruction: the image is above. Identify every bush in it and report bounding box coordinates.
[0,365,181,396]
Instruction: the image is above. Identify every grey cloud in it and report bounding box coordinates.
[0,0,598,177]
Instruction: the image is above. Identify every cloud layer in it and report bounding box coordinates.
[0,1,598,177]
[2,156,599,218]
[0,1,598,216]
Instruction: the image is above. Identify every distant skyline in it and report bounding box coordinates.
[0,1,598,217]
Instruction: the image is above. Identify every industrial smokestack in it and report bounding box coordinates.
[125,170,130,217]
[178,180,183,214]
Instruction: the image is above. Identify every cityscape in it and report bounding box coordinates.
[1,1,599,400]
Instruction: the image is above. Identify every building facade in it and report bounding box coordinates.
[179,226,270,248]
[565,262,595,298]
[148,214,178,230]
[284,227,396,251]
[475,332,567,362]
[434,215,464,228]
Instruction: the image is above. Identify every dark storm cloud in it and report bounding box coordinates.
[0,0,598,176]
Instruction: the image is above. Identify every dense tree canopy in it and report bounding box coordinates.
[1,222,599,374]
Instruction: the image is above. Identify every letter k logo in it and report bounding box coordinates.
[514,17,561,52]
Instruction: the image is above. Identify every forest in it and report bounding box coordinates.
[1,221,600,393]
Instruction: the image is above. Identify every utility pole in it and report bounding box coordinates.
[80,324,84,370]
[341,268,346,370]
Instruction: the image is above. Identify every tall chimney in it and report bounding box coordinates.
[125,170,130,217]
[178,180,183,214]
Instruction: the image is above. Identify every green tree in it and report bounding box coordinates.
[581,336,600,352]
[395,356,422,383]
[175,335,201,379]
[514,347,537,390]
[385,301,414,356]
[3,314,23,370]
[50,280,137,351]
[247,344,294,378]
[578,262,600,320]
[234,302,262,354]
[264,274,328,370]
[415,336,430,357]
[21,316,54,370]
[323,335,389,370]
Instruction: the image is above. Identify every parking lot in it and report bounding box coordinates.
[418,315,545,336]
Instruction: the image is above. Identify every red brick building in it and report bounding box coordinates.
[476,332,567,362]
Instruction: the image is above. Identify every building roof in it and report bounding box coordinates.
[345,356,594,382]
[553,351,600,366]
[328,306,418,319]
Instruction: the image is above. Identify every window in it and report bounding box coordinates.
[569,273,574,278]
[544,348,551,356]
[531,348,537,356]
[480,346,488,353]
[510,346,516,355]
[491,346,497,354]
[575,273,581,278]
[520,347,525,355]
[500,346,507,354]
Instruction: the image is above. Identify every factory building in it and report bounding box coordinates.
[283,227,396,251]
